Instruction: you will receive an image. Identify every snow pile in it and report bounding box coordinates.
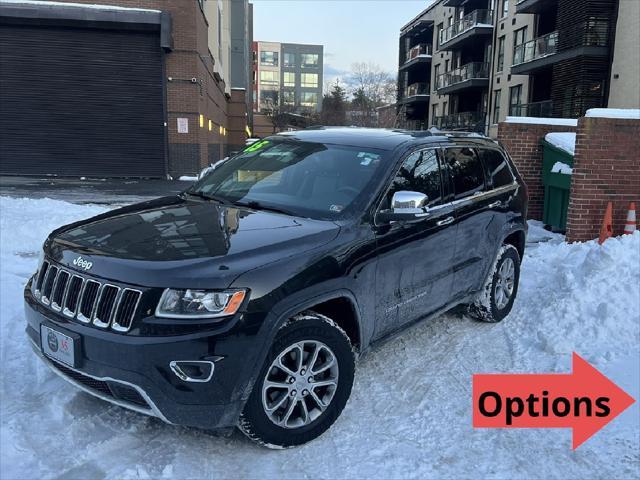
[0,197,638,479]
[178,175,198,182]
[545,132,576,156]
[585,108,640,120]
[504,116,578,126]
[551,161,573,175]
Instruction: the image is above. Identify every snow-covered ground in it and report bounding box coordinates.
[1,197,638,479]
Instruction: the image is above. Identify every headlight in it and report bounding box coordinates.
[155,288,247,319]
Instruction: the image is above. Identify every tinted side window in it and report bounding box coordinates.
[479,149,514,188]
[445,148,485,199]
[387,149,443,208]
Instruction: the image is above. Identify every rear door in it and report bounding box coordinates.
[444,146,500,300]
[373,147,457,338]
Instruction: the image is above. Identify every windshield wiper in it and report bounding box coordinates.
[234,200,295,217]
[182,190,232,205]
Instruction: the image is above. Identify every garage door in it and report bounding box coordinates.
[0,24,166,178]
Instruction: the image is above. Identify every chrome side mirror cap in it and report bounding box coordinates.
[376,191,430,224]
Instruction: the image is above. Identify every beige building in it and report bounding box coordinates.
[397,0,639,136]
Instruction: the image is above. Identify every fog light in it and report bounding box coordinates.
[170,360,215,383]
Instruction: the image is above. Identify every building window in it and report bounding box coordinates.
[283,72,296,87]
[509,85,522,115]
[433,64,440,90]
[442,101,448,116]
[260,71,279,86]
[282,90,295,106]
[260,90,279,110]
[493,90,502,124]
[301,73,318,88]
[513,27,528,51]
[501,0,509,18]
[497,36,505,72]
[301,54,319,68]
[260,51,279,66]
[436,23,443,49]
[431,104,438,125]
[301,92,318,107]
[284,53,296,67]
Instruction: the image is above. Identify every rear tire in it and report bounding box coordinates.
[238,312,355,448]
[468,244,521,323]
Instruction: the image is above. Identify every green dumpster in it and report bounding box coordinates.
[541,136,575,232]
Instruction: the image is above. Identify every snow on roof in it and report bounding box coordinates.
[585,108,640,120]
[0,0,161,13]
[545,132,576,156]
[504,116,578,126]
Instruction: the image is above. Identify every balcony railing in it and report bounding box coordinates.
[439,9,493,46]
[405,82,430,97]
[513,31,558,66]
[434,111,486,131]
[405,44,433,63]
[437,62,489,90]
[509,100,553,118]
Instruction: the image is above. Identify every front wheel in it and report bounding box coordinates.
[238,312,355,448]
[468,244,521,323]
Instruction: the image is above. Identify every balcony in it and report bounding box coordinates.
[400,44,433,70]
[400,82,430,103]
[436,62,489,94]
[434,111,486,132]
[516,0,557,15]
[511,22,610,74]
[511,31,558,72]
[509,100,553,118]
[438,10,493,50]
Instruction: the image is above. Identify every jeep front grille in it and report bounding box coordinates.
[33,260,142,333]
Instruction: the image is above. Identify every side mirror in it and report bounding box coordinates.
[376,191,430,224]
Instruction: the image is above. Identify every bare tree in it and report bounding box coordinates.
[348,62,397,127]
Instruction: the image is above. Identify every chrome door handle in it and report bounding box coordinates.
[488,201,502,209]
[437,216,455,226]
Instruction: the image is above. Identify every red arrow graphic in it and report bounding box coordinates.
[473,352,636,449]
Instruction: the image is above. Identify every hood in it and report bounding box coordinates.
[46,196,340,289]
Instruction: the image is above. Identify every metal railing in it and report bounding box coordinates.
[437,62,489,90]
[513,31,558,66]
[434,111,486,131]
[405,44,433,63]
[439,9,493,46]
[405,82,430,97]
[509,100,553,118]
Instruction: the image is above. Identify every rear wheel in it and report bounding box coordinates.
[468,244,521,323]
[238,312,355,448]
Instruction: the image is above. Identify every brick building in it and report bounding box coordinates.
[0,0,253,178]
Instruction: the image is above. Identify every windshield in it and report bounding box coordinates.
[189,138,386,219]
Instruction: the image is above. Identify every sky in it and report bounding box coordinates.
[252,0,434,89]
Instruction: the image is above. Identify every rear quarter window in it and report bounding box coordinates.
[479,148,515,188]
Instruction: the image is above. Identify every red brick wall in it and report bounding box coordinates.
[566,116,640,242]
[497,122,577,220]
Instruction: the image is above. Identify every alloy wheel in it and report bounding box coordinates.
[495,257,515,310]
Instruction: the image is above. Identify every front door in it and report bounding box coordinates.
[373,148,457,339]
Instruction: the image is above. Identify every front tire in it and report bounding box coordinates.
[468,244,521,323]
[238,312,355,448]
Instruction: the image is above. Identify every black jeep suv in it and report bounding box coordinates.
[24,128,527,448]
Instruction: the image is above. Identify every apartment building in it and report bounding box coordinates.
[252,41,323,114]
[397,0,638,136]
[0,0,252,178]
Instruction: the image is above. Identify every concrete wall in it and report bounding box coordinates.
[497,120,577,220]
[607,0,640,109]
[566,115,640,242]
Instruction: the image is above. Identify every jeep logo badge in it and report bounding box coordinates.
[73,255,93,271]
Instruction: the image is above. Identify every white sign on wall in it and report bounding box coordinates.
[177,118,189,134]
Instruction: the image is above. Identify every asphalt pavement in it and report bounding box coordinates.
[0,176,194,205]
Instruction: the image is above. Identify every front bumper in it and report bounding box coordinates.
[24,283,261,430]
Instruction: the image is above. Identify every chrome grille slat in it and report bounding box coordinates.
[35,259,142,333]
[93,284,120,328]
